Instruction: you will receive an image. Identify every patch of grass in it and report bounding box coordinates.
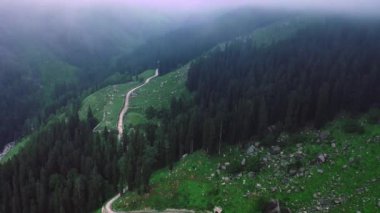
[79,70,154,131]
[126,65,189,126]
[114,113,380,212]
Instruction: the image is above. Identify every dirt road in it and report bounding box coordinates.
[117,69,159,141]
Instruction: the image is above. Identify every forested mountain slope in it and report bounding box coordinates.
[0,8,173,148]
[114,9,294,75]
[185,17,380,149]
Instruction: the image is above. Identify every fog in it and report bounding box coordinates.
[2,0,380,17]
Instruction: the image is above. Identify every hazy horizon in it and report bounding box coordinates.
[2,0,380,17]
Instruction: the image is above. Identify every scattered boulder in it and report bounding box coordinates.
[289,169,297,176]
[317,169,324,174]
[334,197,343,204]
[248,172,255,178]
[246,145,256,156]
[267,125,277,133]
[377,199,380,208]
[271,146,281,155]
[241,158,246,166]
[299,167,305,173]
[263,199,280,213]
[319,131,330,141]
[213,206,222,213]
[317,153,328,163]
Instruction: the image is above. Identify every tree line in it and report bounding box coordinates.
[185,18,380,147]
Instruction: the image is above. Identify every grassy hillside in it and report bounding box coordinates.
[0,113,66,164]
[126,65,189,126]
[113,112,380,212]
[79,70,155,131]
[0,138,29,164]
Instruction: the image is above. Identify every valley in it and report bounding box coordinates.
[0,4,380,213]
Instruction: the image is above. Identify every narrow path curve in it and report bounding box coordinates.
[117,69,159,141]
[103,69,196,213]
[102,69,159,213]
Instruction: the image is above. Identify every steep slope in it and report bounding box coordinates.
[79,70,155,132]
[110,16,380,212]
[186,17,380,149]
[0,7,173,148]
[114,8,294,75]
[113,112,380,212]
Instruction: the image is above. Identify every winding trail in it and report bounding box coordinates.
[103,69,195,213]
[102,69,158,213]
[117,69,159,141]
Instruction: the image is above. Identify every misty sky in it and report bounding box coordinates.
[3,0,380,16]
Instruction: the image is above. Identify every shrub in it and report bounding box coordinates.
[245,155,262,173]
[342,119,364,134]
[367,108,380,124]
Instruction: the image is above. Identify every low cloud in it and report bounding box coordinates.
[2,0,380,17]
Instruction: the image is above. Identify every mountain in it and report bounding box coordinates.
[0,8,380,213]
[114,8,294,75]
[186,16,380,147]
[0,7,174,148]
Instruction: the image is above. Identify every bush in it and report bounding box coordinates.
[226,159,244,174]
[367,108,380,124]
[262,134,277,147]
[342,119,364,134]
[245,155,262,173]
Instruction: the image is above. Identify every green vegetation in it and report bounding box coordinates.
[79,70,155,131]
[126,65,189,126]
[0,138,29,164]
[113,114,380,212]
[0,113,67,164]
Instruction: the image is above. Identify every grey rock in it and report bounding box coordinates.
[317,153,328,163]
[263,199,280,213]
[271,186,278,192]
[241,158,246,166]
[289,169,297,176]
[271,146,281,155]
[319,131,330,141]
[248,172,255,178]
[246,145,256,156]
[334,198,342,204]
